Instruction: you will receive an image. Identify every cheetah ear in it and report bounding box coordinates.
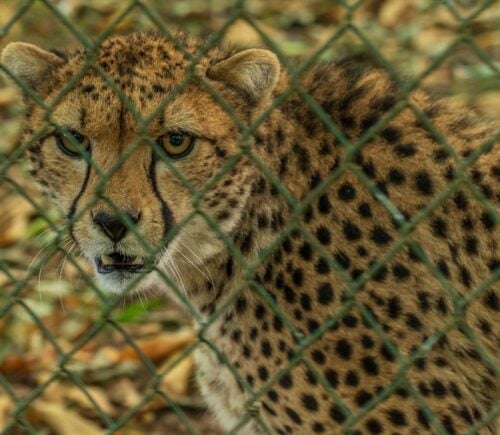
[207,49,280,102]
[1,42,65,90]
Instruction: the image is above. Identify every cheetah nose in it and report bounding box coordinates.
[92,211,140,243]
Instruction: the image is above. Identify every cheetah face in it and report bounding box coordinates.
[2,34,279,295]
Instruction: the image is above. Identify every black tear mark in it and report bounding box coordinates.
[67,157,91,244]
[148,150,175,240]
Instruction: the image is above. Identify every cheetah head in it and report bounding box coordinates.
[1,33,280,295]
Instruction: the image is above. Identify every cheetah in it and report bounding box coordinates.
[2,31,498,434]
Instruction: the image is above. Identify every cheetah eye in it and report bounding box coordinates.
[157,131,195,159]
[55,129,90,158]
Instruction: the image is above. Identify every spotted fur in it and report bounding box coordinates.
[3,32,499,434]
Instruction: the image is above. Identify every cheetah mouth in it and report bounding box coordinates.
[96,252,145,274]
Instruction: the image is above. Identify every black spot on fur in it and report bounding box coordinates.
[388,168,405,185]
[480,211,495,231]
[317,194,331,213]
[371,226,392,245]
[317,283,334,305]
[483,291,499,311]
[343,222,362,241]
[381,127,401,143]
[386,409,407,426]
[361,356,379,375]
[395,143,417,158]
[285,407,302,424]
[293,143,310,172]
[258,366,269,381]
[316,226,331,245]
[335,251,351,269]
[311,349,326,365]
[387,296,402,318]
[299,242,313,260]
[392,263,410,280]
[338,182,356,201]
[356,390,372,406]
[324,368,339,388]
[361,113,379,131]
[82,84,95,93]
[437,259,450,278]
[279,373,293,389]
[432,217,448,238]
[329,405,347,423]
[345,370,359,386]
[301,394,319,412]
[414,171,434,195]
[335,339,352,359]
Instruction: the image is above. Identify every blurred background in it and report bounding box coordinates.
[0,0,499,434]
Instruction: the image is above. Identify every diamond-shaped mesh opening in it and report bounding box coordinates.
[0,0,498,434]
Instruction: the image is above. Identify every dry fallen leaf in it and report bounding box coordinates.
[224,19,277,48]
[161,353,194,397]
[108,378,142,409]
[0,354,37,377]
[117,329,195,365]
[31,400,105,435]
[378,0,416,27]
[0,191,33,247]
[0,395,13,429]
[42,382,115,417]
[1,2,497,435]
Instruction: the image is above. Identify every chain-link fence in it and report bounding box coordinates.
[0,0,498,434]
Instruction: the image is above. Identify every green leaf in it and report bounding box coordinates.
[114,298,164,323]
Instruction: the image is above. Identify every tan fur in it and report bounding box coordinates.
[2,42,65,87]
[207,48,280,101]
[3,32,498,434]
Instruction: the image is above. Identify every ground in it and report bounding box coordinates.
[0,1,498,434]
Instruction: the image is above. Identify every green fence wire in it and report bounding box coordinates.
[0,0,498,434]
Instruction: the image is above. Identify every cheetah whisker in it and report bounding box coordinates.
[161,253,187,298]
[180,233,216,288]
[177,234,215,289]
[56,242,77,314]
